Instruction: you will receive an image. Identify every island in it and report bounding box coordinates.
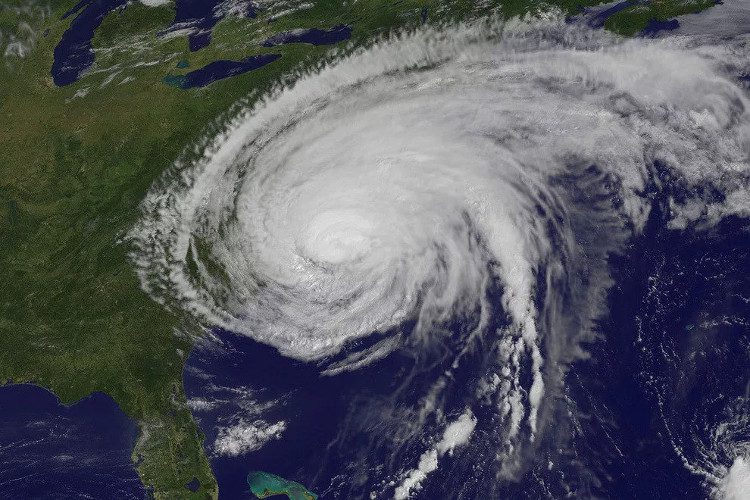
[247,471,318,500]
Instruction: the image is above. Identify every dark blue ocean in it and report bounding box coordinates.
[0,384,145,498]
[183,197,750,499]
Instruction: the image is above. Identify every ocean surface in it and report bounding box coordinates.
[182,195,750,498]
[0,384,145,498]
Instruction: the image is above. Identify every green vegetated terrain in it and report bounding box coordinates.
[0,0,719,497]
[604,0,716,35]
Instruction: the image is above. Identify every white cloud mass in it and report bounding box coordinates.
[214,419,286,457]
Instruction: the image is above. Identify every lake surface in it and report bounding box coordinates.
[164,54,281,89]
[262,25,352,47]
[52,1,353,89]
[160,0,257,52]
[52,0,128,86]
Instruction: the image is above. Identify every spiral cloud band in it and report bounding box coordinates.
[129,13,750,495]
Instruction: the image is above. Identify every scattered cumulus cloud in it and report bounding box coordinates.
[214,419,286,457]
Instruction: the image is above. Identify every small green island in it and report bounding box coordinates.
[247,471,318,500]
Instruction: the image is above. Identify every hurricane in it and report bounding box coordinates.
[128,13,750,499]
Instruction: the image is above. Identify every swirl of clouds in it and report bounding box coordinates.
[128,12,750,496]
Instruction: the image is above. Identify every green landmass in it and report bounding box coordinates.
[0,0,719,497]
[247,471,318,500]
[604,0,716,35]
